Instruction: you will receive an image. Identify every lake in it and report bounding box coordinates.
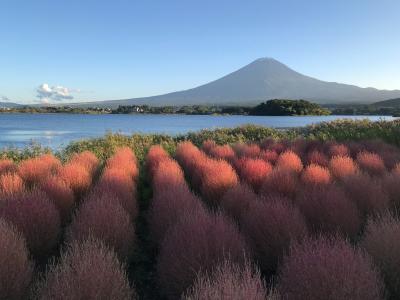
[0,113,396,150]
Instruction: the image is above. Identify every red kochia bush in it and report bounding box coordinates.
[59,163,92,197]
[301,164,331,186]
[329,155,358,179]
[342,173,390,217]
[69,151,99,175]
[97,167,137,218]
[107,147,138,180]
[66,191,135,261]
[220,184,258,222]
[242,197,308,273]
[18,154,61,186]
[296,185,361,238]
[209,145,236,161]
[183,260,268,300]
[175,141,204,175]
[201,139,217,154]
[0,219,33,300]
[260,149,279,165]
[259,168,299,199]
[152,159,186,188]
[278,236,384,300]
[327,143,350,158]
[157,210,248,299]
[0,159,17,175]
[392,162,400,174]
[0,189,60,257]
[306,150,329,167]
[39,176,75,224]
[0,173,24,197]
[149,184,205,243]
[199,160,239,204]
[233,143,261,158]
[146,145,170,177]
[362,213,400,299]
[276,150,303,173]
[381,173,400,208]
[356,151,386,176]
[36,239,135,300]
[235,158,272,191]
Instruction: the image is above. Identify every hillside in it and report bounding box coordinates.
[372,98,400,108]
[0,101,21,108]
[69,58,400,108]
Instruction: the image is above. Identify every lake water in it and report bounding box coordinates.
[0,113,396,150]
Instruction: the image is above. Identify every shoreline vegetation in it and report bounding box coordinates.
[1,118,399,162]
[1,99,399,116]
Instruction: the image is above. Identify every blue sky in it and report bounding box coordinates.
[1,0,399,104]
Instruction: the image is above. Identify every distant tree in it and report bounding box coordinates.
[250,99,330,116]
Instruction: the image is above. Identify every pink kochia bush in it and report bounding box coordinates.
[146,145,170,177]
[0,173,25,197]
[329,155,358,179]
[276,150,303,173]
[157,210,248,299]
[301,164,331,186]
[38,176,74,224]
[0,159,17,175]
[0,189,60,257]
[356,151,386,176]
[152,159,186,188]
[393,163,400,175]
[296,184,361,238]
[208,144,236,161]
[183,260,269,300]
[260,149,279,165]
[0,219,33,300]
[66,191,135,262]
[220,184,258,222]
[201,139,217,154]
[199,160,239,204]
[106,146,138,180]
[149,184,205,243]
[96,167,137,218]
[175,141,204,176]
[35,239,135,300]
[233,143,261,158]
[176,142,238,204]
[306,150,329,167]
[242,197,308,273]
[278,236,384,300]
[361,213,400,299]
[342,173,390,217]
[59,163,92,198]
[259,168,299,199]
[69,151,99,176]
[327,143,350,158]
[234,158,272,191]
[96,147,138,218]
[381,173,400,208]
[148,148,205,243]
[18,154,61,186]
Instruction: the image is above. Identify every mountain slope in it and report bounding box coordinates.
[372,98,400,108]
[0,101,22,108]
[73,58,400,107]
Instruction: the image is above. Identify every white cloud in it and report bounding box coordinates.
[36,83,78,102]
[0,95,10,102]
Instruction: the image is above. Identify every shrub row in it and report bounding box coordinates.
[146,145,260,299]
[36,147,138,298]
[176,141,238,205]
